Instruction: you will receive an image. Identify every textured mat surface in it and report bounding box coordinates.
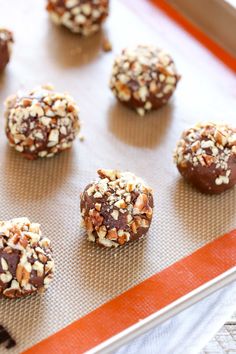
[0,0,235,352]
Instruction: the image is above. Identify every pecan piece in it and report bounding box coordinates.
[133,194,152,217]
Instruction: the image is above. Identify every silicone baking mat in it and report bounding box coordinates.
[0,0,235,353]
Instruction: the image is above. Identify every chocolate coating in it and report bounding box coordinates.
[5,85,80,160]
[174,123,236,194]
[0,218,54,299]
[110,45,180,116]
[46,0,109,36]
[80,169,154,247]
[0,29,13,72]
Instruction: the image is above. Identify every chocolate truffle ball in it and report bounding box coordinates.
[0,29,13,72]
[110,45,180,116]
[0,218,54,299]
[174,123,236,194]
[5,85,80,160]
[46,0,109,36]
[80,169,154,247]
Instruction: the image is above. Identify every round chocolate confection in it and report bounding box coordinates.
[110,45,180,116]
[0,29,13,72]
[5,85,80,160]
[0,218,54,299]
[174,123,236,194]
[80,169,154,247]
[46,0,109,36]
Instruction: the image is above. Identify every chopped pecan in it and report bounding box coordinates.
[88,209,104,227]
[202,154,215,166]
[118,235,127,245]
[38,253,48,263]
[191,140,200,153]
[84,217,93,233]
[107,228,118,240]
[133,194,152,217]
[19,236,28,248]
[97,169,119,181]
[114,199,126,209]
[214,129,228,146]
[131,221,138,234]
[97,225,107,239]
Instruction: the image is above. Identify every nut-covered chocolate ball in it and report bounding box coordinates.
[0,29,13,72]
[110,45,180,116]
[0,218,54,299]
[5,85,80,160]
[46,0,109,36]
[80,169,154,247]
[174,123,236,194]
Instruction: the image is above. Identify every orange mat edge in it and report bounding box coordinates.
[23,230,236,354]
[150,0,236,72]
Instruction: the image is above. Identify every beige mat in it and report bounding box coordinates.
[0,0,235,352]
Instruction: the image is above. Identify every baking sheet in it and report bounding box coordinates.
[0,0,235,352]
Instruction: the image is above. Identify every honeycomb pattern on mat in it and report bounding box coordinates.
[0,0,235,352]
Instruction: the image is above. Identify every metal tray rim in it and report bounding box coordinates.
[88,267,236,354]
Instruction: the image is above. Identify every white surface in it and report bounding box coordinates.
[115,281,236,354]
[224,0,236,8]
